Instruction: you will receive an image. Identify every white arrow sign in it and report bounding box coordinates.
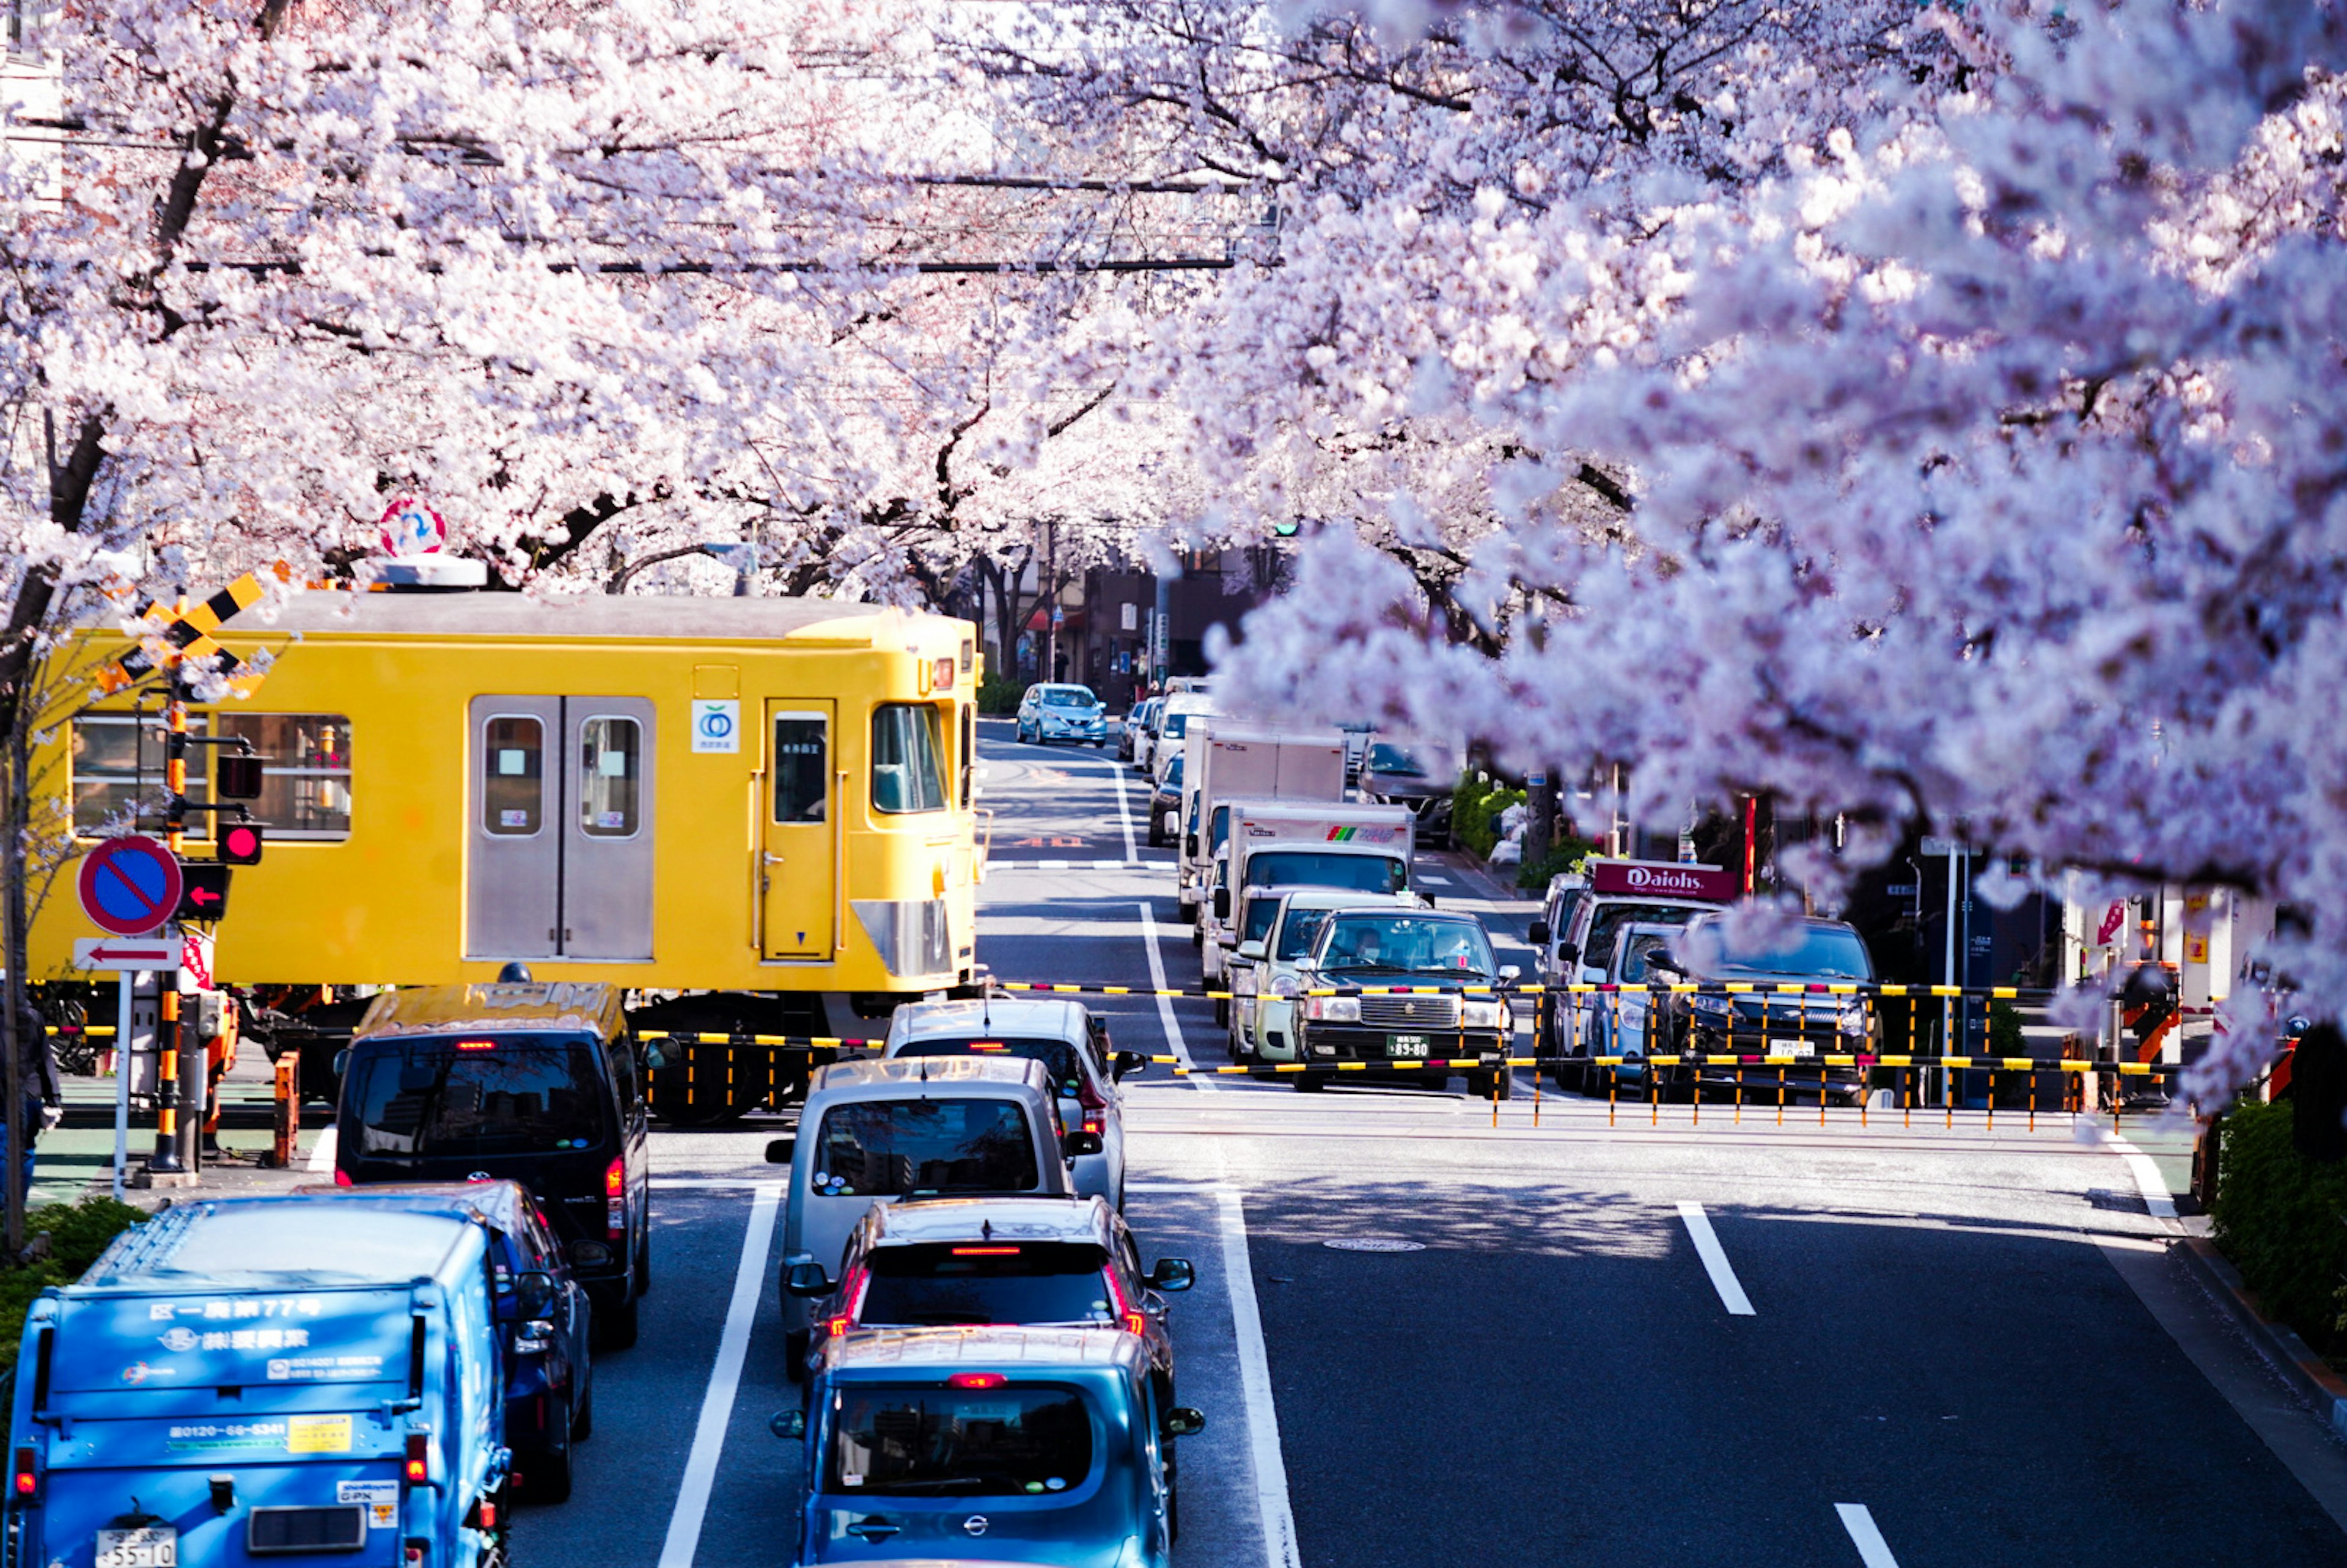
[73,932,182,972]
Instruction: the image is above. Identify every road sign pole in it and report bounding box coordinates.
[112,971,131,1203]
[151,678,187,1175]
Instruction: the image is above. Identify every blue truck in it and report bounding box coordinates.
[6,1195,510,1568]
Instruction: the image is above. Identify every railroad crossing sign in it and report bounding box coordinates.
[71,933,182,972]
[76,835,183,937]
[93,571,268,696]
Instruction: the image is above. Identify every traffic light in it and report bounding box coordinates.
[218,820,265,865]
[175,862,232,922]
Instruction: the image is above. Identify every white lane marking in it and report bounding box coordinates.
[1112,763,1137,864]
[1677,1201,1756,1316]
[1835,1503,1902,1567]
[306,1125,337,1172]
[1419,874,1454,886]
[1218,1185,1302,1568]
[658,1181,783,1568]
[1140,901,1213,1094]
[2112,1134,2179,1220]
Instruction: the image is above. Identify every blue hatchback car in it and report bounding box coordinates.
[772,1326,1203,1566]
[1016,684,1108,747]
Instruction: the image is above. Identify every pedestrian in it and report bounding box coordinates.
[5,996,65,1202]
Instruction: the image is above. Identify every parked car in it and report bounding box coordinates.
[883,997,1147,1209]
[295,1180,594,1500]
[768,1056,1100,1374]
[1016,683,1109,746]
[1565,920,1692,1096]
[9,1196,512,1568]
[1121,697,1161,764]
[1527,859,1735,1093]
[1293,907,1519,1096]
[769,1325,1204,1564]
[1228,888,1420,1062]
[1146,752,1186,847]
[335,979,652,1347]
[1357,741,1456,837]
[1642,914,1882,1102]
[782,1195,1193,1424]
[1129,697,1166,771]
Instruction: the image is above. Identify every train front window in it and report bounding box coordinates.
[774,712,828,822]
[872,703,946,814]
[578,717,641,837]
[483,716,545,836]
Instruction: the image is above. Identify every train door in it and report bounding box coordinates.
[469,696,562,959]
[467,696,657,962]
[564,698,656,960]
[762,701,836,959]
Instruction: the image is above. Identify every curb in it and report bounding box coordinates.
[2178,1236,2347,1441]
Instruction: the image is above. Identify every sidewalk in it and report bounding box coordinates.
[30,1051,325,1211]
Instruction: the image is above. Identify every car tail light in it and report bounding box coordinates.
[13,1445,37,1501]
[951,1246,1019,1256]
[1081,1115,1104,1137]
[334,1168,353,1188]
[948,1372,1005,1390]
[606,1157,626,1240]
[455,1039,496,1052]
[604,1157,625,1196]
[966,1041,1008,1052]
[1103,1268,1147,1337]
[826,1264,870,1337]
[405,1434,429,1484]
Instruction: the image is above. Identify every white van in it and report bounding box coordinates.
[766,1055,1096,1371]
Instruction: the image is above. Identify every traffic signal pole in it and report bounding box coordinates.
[150,681,186,1175]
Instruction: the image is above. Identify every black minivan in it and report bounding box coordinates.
[336,980,651,1346]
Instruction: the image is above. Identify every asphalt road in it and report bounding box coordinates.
[507,720,2347,1568]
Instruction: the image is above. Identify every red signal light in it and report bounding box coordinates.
[218,822,265,865]
[405,1433,430,1483]
[12,1445,37,1498]
[948,1372,1005,1390]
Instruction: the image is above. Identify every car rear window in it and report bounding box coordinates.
[812,1099,1039,1198]
[859,1240,1114,1327]
[348,1039,608,1159]
[896,1036,1087,1099]
[1245,850,1407,895]
[829,1385,1095,1497]
[1582,902,1702,970]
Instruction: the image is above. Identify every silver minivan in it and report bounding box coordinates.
[767,1057,1097,1371]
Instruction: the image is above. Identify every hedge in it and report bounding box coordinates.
[975,675,1024,715]
[1450,775,1525,858]
[2212,1099,2347,1360]
[0,1198,149,1369]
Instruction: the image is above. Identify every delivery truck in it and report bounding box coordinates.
[1199,800,1416,987]
[7,1195,512,1568]
[1175,724,1349,925]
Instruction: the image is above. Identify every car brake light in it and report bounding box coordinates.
[604,1157,625,1196]
[951,1246,1019,1256]
[334,1168,353,1188]
[606,1157,626,1240]
[405,1434,429,1483]
[1081,1116,1104,1137]
[454,1039,496,1052]
[12,1445,36,1500]
[1104,1267,1147,1337]
[949,1372,1005,1389]
[966,1041,1007,1052]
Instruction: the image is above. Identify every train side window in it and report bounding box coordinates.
[211,713,354,840]
[773,713,828,822]
[958,702,974,810]
[578,716,641,838]
[870,703,946,815]
[69,713,209,835]
[482,716,545,836]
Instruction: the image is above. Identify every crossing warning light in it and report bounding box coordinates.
[175,863,232,922]
[218,821,265,865]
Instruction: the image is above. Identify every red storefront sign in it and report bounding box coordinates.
[1588,860,1737,901]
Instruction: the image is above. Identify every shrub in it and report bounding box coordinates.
[976,675,1024,716]
[0,1197,149,1369]
[2213,1100,2347,1359]
[1988,1000,2026,1055]
[1516,835,1595,892]
[1449,774,1526,858]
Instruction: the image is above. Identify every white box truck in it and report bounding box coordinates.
[1177,724,1349,923]
[1201,799,1416,987]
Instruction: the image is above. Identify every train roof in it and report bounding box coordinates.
[246,592,963,645]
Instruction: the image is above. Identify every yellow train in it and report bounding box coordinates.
[25,590,982,1119]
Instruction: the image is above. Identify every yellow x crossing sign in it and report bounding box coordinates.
[94,572,269,695]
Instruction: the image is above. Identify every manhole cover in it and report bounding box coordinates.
[1323,1238,1426,1253]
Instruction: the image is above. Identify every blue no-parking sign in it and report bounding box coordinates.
[77,835,183,937]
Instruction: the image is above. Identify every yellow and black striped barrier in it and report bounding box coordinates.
[995,979,2043,1002]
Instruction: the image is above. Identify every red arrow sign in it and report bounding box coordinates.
[186,884,223,909]
[86,943,172,963]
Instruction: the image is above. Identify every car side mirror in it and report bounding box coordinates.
[1162,1407,1207,1438]
[783,1261,834,1299]
[331,1048,350,1079]
[1213,888,1230,920]
[1115,1050,1148,1080]
[769,1409,806,1441]
[1527,920,1551,946]
[1062,1129,1104,1159]
[513,1270,556,1322]
[1237,940,1266,962]
[764,1136,796,1165]
[1557,941,1580,966]
[1185,833,1198,857]
[1498,965,1521,983]
[1148,1258,1195,1292]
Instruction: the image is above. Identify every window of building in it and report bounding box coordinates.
[870,704,946,814]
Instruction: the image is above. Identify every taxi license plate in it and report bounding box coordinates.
[1767,1038,1815,1058]
[1388,1035,1430,1058]
[97,1528,177,1568]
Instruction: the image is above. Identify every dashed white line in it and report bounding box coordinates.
[658,1181,782,1568]
[1677,1201,1756,1316]
[1112,763,1138,864]
[1835,1503,1902,1567]
[1139,901,1213,1093]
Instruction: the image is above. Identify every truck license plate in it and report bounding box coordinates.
[1389,1035,1430,1058]
[97,1528,177,1568]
